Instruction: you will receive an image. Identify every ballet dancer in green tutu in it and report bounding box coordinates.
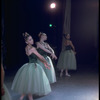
[1,44,11,100]
[57,34,77,77]
[11,32,51,100]
[1,63,12,100]
[36,32,57,84]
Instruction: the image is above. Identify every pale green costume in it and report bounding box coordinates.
[57,45,77,70]
[2,84,11,100]
[11,53,51,96]
[37,48,56,84]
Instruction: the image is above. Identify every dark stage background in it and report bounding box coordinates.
[2,0,99,71]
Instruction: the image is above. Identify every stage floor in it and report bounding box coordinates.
[4,64,99,100]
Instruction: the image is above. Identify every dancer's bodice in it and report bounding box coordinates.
[28,53,37,63]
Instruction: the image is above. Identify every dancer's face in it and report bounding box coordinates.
[66,34,70,39]
[26,36,34,45]
[41,34,47,41]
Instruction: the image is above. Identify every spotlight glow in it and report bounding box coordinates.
[49,24,52,27]
[50,3,56,9]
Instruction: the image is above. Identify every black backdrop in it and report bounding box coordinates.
[2,0,99,70]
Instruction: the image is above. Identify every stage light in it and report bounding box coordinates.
[49,24,52,27]
[50,3,56,9]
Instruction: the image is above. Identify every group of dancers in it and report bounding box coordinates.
[1,32,77,100]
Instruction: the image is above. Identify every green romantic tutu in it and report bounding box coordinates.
[37,48,56,84]
[2,84,11,100]
[57,49,77,70]
[11,53,51,96]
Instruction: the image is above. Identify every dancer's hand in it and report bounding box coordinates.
[51,53,57,60]
[54,55,57,60]
[43,62,51,70]
[1,87,5,96]
[52,55,57,60]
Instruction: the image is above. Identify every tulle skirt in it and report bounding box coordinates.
[57,50,77,70]
[2,84,11,100]
[37,56,56,84]
[11,63,51,96]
